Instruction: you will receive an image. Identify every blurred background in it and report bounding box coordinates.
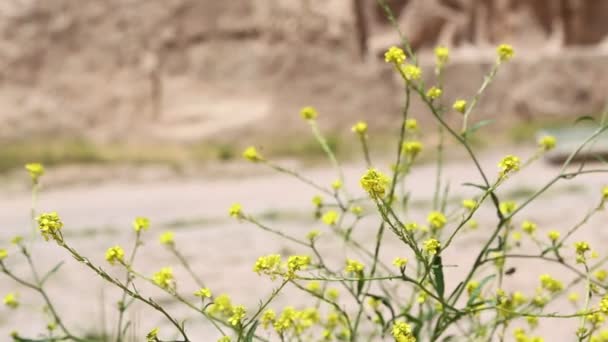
[1,0,608,174]
[1,1,608,340]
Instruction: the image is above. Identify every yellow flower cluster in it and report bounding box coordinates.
[105,246,125,266]
[404,119,418,132]
[322,210,339,226]
[498,155,520,176]
[462,199,476,211]
[393,257,408,268]
[427,211,447,230]
[539,274,563,293]
[384,46,406,65]
[228,305,246,326]
[263,306,320,336]
[194,287,212,298]
[0,249,7,261]
[159,231,175,245]
[37,212,64,242]
[426,87,442,100]
[600,294,608,314]
[574,241,591,263]
[401,64,422,81]
[229,203,243,218]
[521,220,537,235]
[286,255,311,279]
[132,217,150,232]
[423,238,441,255]
[152,267,175,290]
[402,141,423,159]
[434,46,449,67]
[538,135,557,151]
[513,328,543,342]
[392,321,416,342]
[146,328,159,342]
[3,292,18,309]
[351,121,368,135]
[242,146,262,162]
[499,201,517,215]
[25,163,45,184]
[344,259,364,274]
[497,44,515,62]
[360,168,390,199]
[300,106,318,120]
[452,100,467,114]
[253,254,282,279]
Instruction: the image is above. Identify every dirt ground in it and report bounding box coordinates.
[0,147,607,341]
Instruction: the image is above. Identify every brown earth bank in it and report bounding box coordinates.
[0,0,607,145]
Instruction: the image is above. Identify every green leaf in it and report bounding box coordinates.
[431,255,445,299]
[40,261,65,285]
[245,320,259,342]
[464,119,494,137]
[357,276,365,297]
[574,115,597,125]
[466,274,496,307]
[462,182,488,191]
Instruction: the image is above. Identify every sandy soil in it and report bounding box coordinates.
[0,148,606,341]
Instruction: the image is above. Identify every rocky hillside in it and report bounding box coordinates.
[1,0,607,144]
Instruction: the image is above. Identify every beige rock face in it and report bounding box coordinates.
[0,0,607,143]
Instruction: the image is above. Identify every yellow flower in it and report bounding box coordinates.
[401,64,422,81]
[512,231,522,241]
[36,212,64,242]
[25,163,44,183]
[468,219,478,229]
[207,294,233,317]
[423,238,441,255]
[300,106,318,120]
[539,274,563,293]
[286,255,311,279]
[194,287,212,298]
[229,203,243,218]
[159,231,175,245]
[521,220,537,235]
[360,168,390,199]
[403,222,418,232]
[538,135,557,151]
[331,180,342,191]
[452,100,467,114]
[427,211,447,230]
[261,309,276,329]
[152,267,175,290]
[384,46,406,65]
[350,205,363,216]
[10,236,23,245]
[547,230,560,242]
[462,199,476,210]
[595,270,608,282]
[0,249,7,261]
[600,294,608,314]
[345,259,364,274]
[498,155,520,175]
[217,337,231,342]
[404,119,418,132]
[499,201,517,215]
[242,146,262,162]
[574,241,591,255]
[326,288,340,300]
[497,44,515,62]
[105,246,125,265]
[434,46,449,66]
[228,305,246,326]
[568,292,580,303]
[512,291,527,306]
[351,121,368,135]
[312,195,323,207]
[393,257,408,268]
[3,293,18,309]
[392,321,416,342]
[466,281,479,295]
[306,281,321,294]
[146,328,159,342]
[426,86,442,100]
[402,141,423,159]
[306,230,321,241]
[321,210,339,226]
[253,254,282,278]
[602,186,608,200]
[132,217,150,232]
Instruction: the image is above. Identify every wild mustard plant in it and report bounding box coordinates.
[3,3,608,341]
